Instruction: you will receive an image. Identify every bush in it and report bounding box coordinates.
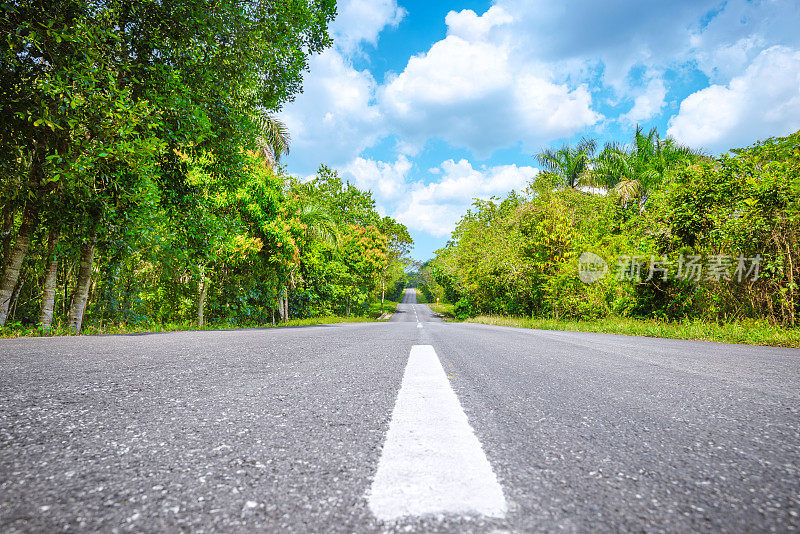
[454,297,478,320]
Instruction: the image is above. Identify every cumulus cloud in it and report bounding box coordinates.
[277,0,408,173]
[620,77,667,124]
[381,35,511,114]
[330,0,406,54]
[380,8,602,156]
[480,0,800,98]
[340,155,412,204]
[393,160,537,237]
[490,0,717,92]
[444,5,513,41]
[338,155,536,238]
[667,46,800,152]
[689,0,800,83]
[278,50,383,173]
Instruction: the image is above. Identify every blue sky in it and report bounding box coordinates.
[279,0,800,262]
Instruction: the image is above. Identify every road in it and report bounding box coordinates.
[1,288,798,532]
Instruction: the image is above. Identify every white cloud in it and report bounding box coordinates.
[337,155,537,238]
[667,46,800,152]
[331,0,406,54]
[692,36,766,84]
[620,77,667,124]
[279,50,383,173]
[488,0,717,92]
[382,35,511,114]
[474,0,800,100]
[689,0,800,84]
[277,0,409,173]
[393,160,537,237]
[380,8,601,157]
[513,76,601,135]
[340,155,412,204]
[445,5,513,41]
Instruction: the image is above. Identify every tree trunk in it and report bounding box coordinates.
[381,280,385,313]
[38,226,61,330]
[7,266,25,323]
[62,259,69,321]
[0,205,38,326]
[68,226,98,334]
[283,289,289,322]
[197,266,208,327]
[0,205,17,272]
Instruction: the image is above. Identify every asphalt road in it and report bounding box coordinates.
[1,289,798,532]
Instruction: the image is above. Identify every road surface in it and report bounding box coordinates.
[1,289,798,532]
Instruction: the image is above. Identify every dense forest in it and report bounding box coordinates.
[0,0,411,334]
[418,128,799,328]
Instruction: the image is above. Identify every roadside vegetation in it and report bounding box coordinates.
[469,316,800,348]
[1,315,386,340]
[416,128,800,346]
[0,1,411,337]
[428,302,455,318]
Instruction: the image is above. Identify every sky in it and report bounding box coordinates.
[278,0,800,262]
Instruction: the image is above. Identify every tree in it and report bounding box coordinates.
[378,217,413,312]
[280,200,340,321]
[535,137,597,189]
[256,114,291,169]
[0,0,336,329]
[594,126,696,207]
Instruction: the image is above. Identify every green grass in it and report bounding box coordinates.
[0,306,397,339]
[413,288,427,303]
[366,298,400,318]
[465,315,800,347]
[428,301,455,317]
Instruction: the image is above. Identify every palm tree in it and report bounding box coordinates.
[256,113,291,168]
[594,126,696,207]
[297,202,339,247]
[279,201,340,322]
[536,137,597,189]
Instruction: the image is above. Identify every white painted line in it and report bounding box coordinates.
[368,345,507,521]
[416,323,423,328]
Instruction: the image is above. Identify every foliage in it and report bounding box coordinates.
[536,137,596,189]
[426,128,799,330]
[468,315,800,348]
[0,1,415,334]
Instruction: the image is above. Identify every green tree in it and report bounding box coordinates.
[594,125,696,206]
[255,114,291,169]
[535,137,597,189]
[0,0,336,330]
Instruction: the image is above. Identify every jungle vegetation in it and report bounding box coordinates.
[417,127,800,331]
[0,0,412,334]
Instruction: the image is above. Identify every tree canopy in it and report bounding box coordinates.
[419,128,799,327]
[0,0,413,333]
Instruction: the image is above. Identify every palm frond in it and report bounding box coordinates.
[256,114,291,167]
[613,178,641,204]
[298,202,339,246]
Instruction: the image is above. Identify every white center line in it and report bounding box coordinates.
[368,345,507,521]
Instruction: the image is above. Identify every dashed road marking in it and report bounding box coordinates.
[368,345,507,521]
